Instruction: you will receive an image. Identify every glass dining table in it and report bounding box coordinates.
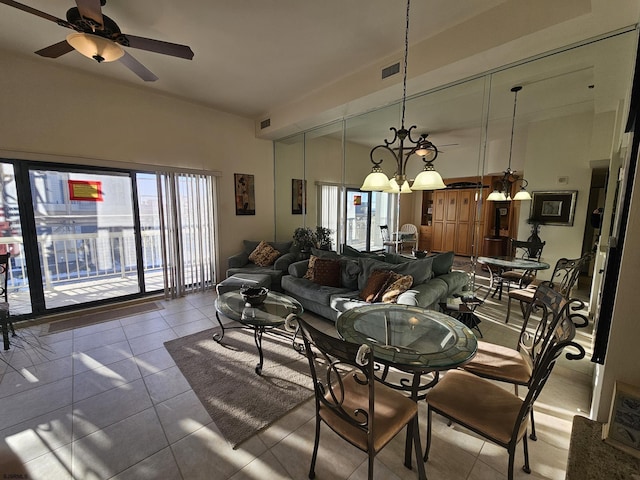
[478,255,550,300]
[336,304,478,469]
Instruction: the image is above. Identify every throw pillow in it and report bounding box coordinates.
[248,240,281,267]
[432,251,455,276]
[359,269,393,302]
[381,274,414,303]
[311,258,342,287]
[304,255,319,280]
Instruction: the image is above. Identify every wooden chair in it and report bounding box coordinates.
[499,239,546,292]
[505,252,591,324]
[425,293,585,480]
[0,253,13,350]
[379,225,401,253]
[296,316,426,480]
[461,284,571,442]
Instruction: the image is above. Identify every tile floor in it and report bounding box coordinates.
[0,286,594,480]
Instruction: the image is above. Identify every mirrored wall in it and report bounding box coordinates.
[274,29,637,285]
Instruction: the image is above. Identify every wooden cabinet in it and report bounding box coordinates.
[420,175,520,256]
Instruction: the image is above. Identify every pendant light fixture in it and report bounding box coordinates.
[487,86,532,201]
[360,0,446,193]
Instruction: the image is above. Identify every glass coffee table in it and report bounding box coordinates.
[214,291,303,375]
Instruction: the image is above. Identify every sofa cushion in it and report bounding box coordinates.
[311,258,342,287]
[341,244,386,260]
[248,240,281,267]
[359,270,393,302]
[243,240,292,255]
[381,273,413,303]
[357,257,434,290]
[437,271,469,293]
[432,251,455,276]
[281,275,351,305]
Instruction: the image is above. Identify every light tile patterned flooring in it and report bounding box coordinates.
[0,285,594,479]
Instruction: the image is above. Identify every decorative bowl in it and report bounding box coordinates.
[240,286,268,306]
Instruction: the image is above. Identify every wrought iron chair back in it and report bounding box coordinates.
[0,253,12,350]
[511,239,546,261]
[296,315,426,480]
[547,253,592,297]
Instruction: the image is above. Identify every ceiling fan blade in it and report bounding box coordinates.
[35,40,75,58]
[0,0,72,28]
[119,51,158,82]
[121,34,194,60]
[75,0,103,28]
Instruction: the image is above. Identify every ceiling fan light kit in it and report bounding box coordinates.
[66,32,123,63]
[0,0,194,81]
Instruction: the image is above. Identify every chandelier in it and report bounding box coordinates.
[487,86,532,201]
[360,0,446,194]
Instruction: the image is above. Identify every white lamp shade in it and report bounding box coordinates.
[361,170,390,191]
[400,180,412,194]
[384,177,400,193]
[411,170,446,190]
[66,33,124,62]
[513,189,532,201]
[487,190,508,201]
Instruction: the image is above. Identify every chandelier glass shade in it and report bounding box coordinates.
[360,0,446,194]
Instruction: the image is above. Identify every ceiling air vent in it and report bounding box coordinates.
[260,118,271,129]
[381,62,400,80]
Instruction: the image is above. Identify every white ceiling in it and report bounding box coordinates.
[0,0,508,118]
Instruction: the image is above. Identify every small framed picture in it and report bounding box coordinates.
[234,173,255,215]
[604,381,640,458]
[292,179,306,215]
[530,191,578,226]
[499,207,508,216]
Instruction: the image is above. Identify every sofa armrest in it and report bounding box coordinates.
[288,260,310,278]
[228,252,249,269]
[274,252,298,272]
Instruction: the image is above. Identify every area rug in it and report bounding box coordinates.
[164,327,313,448]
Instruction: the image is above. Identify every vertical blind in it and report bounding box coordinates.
[157,172,217,299]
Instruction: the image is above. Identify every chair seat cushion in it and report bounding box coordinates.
[426,369,527,445]
[319,371,417,453]
[508,287,536,303]
[463,341,532,385]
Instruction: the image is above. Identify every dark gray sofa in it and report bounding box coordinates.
[281,250,468,322]
[226,240,300,291]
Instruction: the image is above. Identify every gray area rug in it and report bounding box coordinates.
[164,326,313,448]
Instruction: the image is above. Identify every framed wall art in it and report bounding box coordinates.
[234,173,255,215]
[292,179,306,215]
[530,190,577,226]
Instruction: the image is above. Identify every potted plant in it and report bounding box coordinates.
[315,226,333,251]
[292,227,316,254]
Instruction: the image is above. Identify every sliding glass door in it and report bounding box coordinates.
[345,189,395,251]
[30,168,140,310]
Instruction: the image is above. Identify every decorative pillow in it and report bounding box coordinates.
[359,269,393,302]
[248,240,281,267]
[304,255,319,280]
[381,274,414,303]
[311,258,342,287]
[432,251,455,276]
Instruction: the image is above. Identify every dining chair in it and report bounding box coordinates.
[399,223,418,252]
[295,316,426,480]
[0,253,13,350]
[461,283,571,441]
[425,300,584,480]
[379,225,401,253]
[505,252,591,325]
[499,239,546,292]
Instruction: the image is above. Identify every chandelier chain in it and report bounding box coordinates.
[400,0,410,129]
[507,86,520,171]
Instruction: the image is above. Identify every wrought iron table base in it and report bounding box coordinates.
[214,311,299,375]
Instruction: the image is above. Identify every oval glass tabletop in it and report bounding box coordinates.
[337,304,477,371]
[215,291,303,327]
[478,256,550,270]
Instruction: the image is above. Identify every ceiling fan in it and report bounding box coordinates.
[0,0,194,82]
